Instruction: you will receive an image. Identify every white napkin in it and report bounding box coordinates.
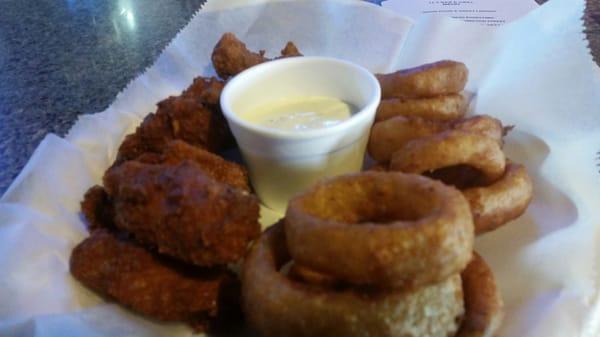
[1,0,599,336]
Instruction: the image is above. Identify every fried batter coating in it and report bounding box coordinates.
[369,116,442,163]
[103,160,261,267]
[285,172,473,289]
[181,76,225,107]
[463,162,533,235]
[211,33,266,80]
[85,141,249,232]
[70,229,241,331]
[279,41,302,58]
[211,32,302,79]
[136,140,250,191]
[456,252,503,337]
[390,130,506,185]
[243,223,465,337]
[288,262,339,287]
[377,60,468,99]
[114,75,232,165]
[115,94,231,164]
[376,94,468,122]
[368,115,505,163]
[80,185,115,231]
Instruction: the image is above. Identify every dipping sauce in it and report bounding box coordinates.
[242,96,357,131]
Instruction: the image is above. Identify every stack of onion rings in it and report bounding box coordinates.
[385,128,532,235]
[244,220,466,337]
[375,61,469,122]
[369,60,532,236]
[243,172,481,337]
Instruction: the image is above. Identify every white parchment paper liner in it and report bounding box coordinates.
[1,0,599,336]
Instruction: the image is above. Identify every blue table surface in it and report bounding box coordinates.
[0,0,594,194]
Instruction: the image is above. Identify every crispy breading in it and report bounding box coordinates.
[114,95,231,164]
[113,75,233,165]
[211,32,302,79]
[70,229,241,331]
[279,41,302,58]
[103,160,261,267]
[80,185,115,231]
[182,76,225,107]
[376,60,468,99]
[135,140,250,191]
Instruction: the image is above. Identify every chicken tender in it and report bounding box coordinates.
[115,95,231,164]
[103,160,261,267]
[135,140,250,191]
[84,141,250,232]
[211,32,302,79]
[114,75,233,165]
[70,229,241,331]
[182,76,225,107]
[80,185,115,231]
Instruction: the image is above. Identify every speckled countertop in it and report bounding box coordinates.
[0,0,598,194]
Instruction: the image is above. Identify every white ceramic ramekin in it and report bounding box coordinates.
[220,57,381,213]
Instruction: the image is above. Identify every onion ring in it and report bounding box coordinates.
[390,130,506,185]
[370,116,505,163]
[463,162,533,235]
[376,94,468,122]
[285,172,474,289]
[242,223,465,337]
[288,262,339,287]
[456,252,503,337]
[451,115,505,144]
[367,162,389,172]
[368,116,442,162]
[376,60,468,99]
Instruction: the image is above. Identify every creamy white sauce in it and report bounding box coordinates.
[242,96,356,131]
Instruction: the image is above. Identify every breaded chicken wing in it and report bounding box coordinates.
[211,32,302,79]
[135,140,250,191]
[70,229,241,331]
[103,160,261,267]
[114,75,234,165]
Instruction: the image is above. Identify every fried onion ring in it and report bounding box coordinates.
[368,116,442,163]
[456,252,503,337]
[369,115,505,163]
[451,115,505,144]
[376,94,468,122]
[285,172,473,289]
[288,262,339,287]
[390,130,506,185]
[242,223,465,337]
[376,60,468,99]
[463,162,533,235]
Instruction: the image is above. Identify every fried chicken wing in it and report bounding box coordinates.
[114,95,231,164]
[103,160,261,267]
[70,229,241,331]
[279,41,302,58]
[135,140,250,191]
[211,32,302,79]
[114,75,234,165]
[84,140,250,234]
[81,185,115,231]
[182,76,225,108]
